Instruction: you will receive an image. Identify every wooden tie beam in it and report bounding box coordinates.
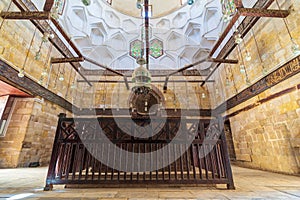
[163,57,238,92]
[51,57,85,64]
[0,59,75,112]
[77,79,215,83]
[10,0,92,87]
[201,0,288,86]
[238,8,290,18]
[84,57,130,90]
[0,11,51,20]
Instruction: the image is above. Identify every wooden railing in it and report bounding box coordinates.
[44,113,234,190]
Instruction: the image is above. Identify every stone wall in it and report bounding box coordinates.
[0,97,69,168]
[0,98,33,168]
[75,76,212,110]
[0,0,74,168]
[228,73,300,174]
[17,98,69,167]
[213,0,300,174]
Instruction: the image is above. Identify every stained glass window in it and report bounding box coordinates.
[130,40,144,59]
[150,39,163,58]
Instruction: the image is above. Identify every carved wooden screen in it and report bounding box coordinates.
[44,114,234,190]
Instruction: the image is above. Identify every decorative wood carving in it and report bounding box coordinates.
[0,59,74,112]
[216,55,300,114]
[202,0,279,86]
[44,115,234,190]
[266,57,300,87]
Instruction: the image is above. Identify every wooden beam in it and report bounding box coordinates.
[0,59,75,113]
[207,58,239,64]
[216,55,300,115]
[162,57,236,91]
[50,19,83,58]
[51,57,84,64]
[77,79,215,83]
[238,8,290,18]
[12,0,92,87]
[209,13,240,57]
[83,57,130,90]
[202,0,276,86]
[75,108,212,117]
[43,0,55,11]
[84,57,124,76]
[0,11,50,20]
[81,69,209,77]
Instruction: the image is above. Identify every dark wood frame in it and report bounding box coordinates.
[44,114,235,190]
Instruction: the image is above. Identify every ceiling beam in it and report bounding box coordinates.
[238,8,290,18]
[50,18,83,58]
[11,0,92,87]
[0,11,51,20]
[0,59,75,112]
[208,13,240,58]
[51,57,84,64]
[84,57,130,90]
[207,58,239,64]
[43,0,55,11]
[162,57,238,92]
[202,0,278,86]
[77,80,215,83]
[81,69,208,77]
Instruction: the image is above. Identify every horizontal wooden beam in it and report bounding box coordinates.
[81,69,209,77]
[75,108,212,117]
[202,0,276,86]
[51,57,84,64]
[0,11,50,20]
[207,58,239,64]
[77,79,215,83]
[238,8,290,18]
[0,59,75,112]
[12,0,92,87]
[84,57,124,76]
[162,57,235,91]
[216,54,300,114]
[83,57,130,90]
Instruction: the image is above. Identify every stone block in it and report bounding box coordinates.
[236,154,252,162]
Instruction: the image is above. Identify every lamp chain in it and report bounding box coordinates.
[0,0,13,31]
[22,27,38,70]
[275,0,293,39]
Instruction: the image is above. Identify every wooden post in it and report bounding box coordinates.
[44,113,66,191]
[218,115,235,189]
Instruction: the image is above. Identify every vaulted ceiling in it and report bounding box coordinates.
[104,0,185,18]
[57,0,224,70]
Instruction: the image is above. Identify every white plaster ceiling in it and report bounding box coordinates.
[102,0,185,18]
[55,0,225,70]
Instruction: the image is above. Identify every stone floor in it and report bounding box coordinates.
[0,166,299,200]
